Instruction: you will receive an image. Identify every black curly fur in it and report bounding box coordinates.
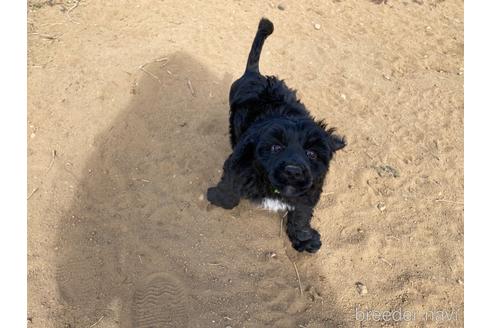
[207,18,346,253]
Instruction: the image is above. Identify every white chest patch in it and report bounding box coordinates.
[260,198,295,212]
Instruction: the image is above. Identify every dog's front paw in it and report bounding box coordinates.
[206,187,239,210]
[289,228,322,253]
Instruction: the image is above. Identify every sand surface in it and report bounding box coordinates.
[28,0,463,327]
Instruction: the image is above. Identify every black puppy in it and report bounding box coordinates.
[207,18,346,253]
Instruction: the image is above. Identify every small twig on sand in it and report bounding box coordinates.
[131,178,151,183]
[378,256,393,267]
[138,57,169,75]
[207,262,225,268]
[155,57,169,68]
[30,32,62,40]
[292,261,303,296]
[46,150,57,173]
[139,64,162,84]
[280,211,288,237]
[67,0,81,14]
[187,79,196,96]
[66,0,81,24]
[88,315,104,328]
[363,150,375,160]
[434,199,464,205]
[38,22,65,28]
[27,187,39,200]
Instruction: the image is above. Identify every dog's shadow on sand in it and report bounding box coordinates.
[54,52,348,328]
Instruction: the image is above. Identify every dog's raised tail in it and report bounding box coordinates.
[245,18,274,74]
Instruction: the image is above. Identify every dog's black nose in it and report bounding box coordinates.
[284,165,303,177]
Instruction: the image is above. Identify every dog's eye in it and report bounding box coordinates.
[306,150,317,160]
[271,144,284,153]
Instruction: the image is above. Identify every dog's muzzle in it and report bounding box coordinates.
[283,165,304,180]
[273,163,312,197]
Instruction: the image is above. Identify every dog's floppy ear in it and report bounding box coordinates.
[316,121,346,152]
[327,130,346,152]
[230,134,258,166]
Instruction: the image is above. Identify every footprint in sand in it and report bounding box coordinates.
[132,272,189,328]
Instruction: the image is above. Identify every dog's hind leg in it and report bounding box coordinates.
[286,205,322,253]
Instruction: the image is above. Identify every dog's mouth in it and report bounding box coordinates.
[281,185,304,197]
[269,164,313,197]
[271,181,312,198]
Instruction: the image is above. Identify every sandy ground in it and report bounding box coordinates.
[27,0,463,327]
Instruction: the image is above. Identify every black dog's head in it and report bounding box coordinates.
[252,117,345,197]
